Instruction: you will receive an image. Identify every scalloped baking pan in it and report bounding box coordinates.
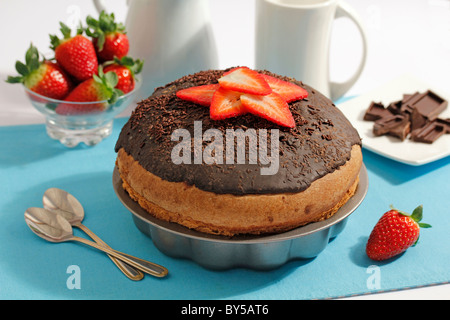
[113,165,368,270]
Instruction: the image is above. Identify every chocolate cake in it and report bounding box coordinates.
[115,68,362,236]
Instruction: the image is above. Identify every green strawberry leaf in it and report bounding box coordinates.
[86,11,125,51]
[93,74,103,84]
[76,22,84,36]
[59,22,72,39]
[108,88,124,105]
[130,59,144,76]
[49,35,61,51]
[7,43,46,84]
[45,102,58,111]
[25,44,39,67]
[5,76,23,83]
[413,235,420,247]
[50,23,78,50]
[97,33,106,52]
[15,61,29,76]
[94,66,123,104]
[418,223,432,228]
[107,56,144,77]
[410,205,423,222]
[86,16,99,29]
[390,204,431,229]
[104,70,118,88]
[411,205,431,228]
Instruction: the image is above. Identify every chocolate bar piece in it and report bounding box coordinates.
[410,120,446,144]
[364,102,392,121]
[373,115,409,138]
[403,93,413,101]
[436,118,450,133]
[400,92,425,114]
[389,119,411,141]
[387,99,403,115]
[408,90,448,121]
[366,89,448,144]
[411,107,427,131]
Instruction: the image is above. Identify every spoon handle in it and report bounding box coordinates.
[71,236,169,278]
[75,223,144,281]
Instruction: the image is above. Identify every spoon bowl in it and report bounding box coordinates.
[43,188,144,280]
[43,188,84,224]
[25,207,73,242]
[25,206,168,278]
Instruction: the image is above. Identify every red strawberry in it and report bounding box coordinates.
[366,205,431,261]
[261,74,308,102]
[218,67,272,96]
[56,68,123,115]
[50,23,98,82]
[86,11,129,62]
[6,44,73,100]
[175,67,297,127]
[177,84,220,107]
[241,92,295,128]
[103,56,143,93]
[210,87,247,120]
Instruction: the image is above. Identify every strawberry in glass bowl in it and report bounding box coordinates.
[7,23,143,148]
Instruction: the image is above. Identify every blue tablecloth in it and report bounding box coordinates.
[1,115,449,300]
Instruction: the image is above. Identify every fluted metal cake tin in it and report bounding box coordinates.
[113,165,368,270]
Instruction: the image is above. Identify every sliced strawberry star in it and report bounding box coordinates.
[176,84,220,107]
[241,92,295,128]
[210,87,247,120]
[261,74,308,102]
[218,67,272,96]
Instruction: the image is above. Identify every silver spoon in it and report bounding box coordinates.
[42,188,144,281]
[25,207,168,278]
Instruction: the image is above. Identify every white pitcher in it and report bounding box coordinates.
[255,0,368,101]
[93,0,219,99]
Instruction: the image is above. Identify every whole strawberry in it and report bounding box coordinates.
[366,205,431,261]
[103,56,143,93]
[50,23,98,82]
[56,68,123,115]
[86,11,129,62]
[6,44,73,100]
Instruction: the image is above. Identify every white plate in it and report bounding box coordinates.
[338,74,450,166]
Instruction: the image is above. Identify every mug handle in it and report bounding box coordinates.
[92,0,130,13]
[329,1,368,101]
[92,0,107,13]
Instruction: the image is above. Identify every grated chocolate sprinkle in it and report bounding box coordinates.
[115,68,361,195]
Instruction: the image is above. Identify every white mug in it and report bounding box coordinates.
[93,0,219,99]
[255,0,368,100]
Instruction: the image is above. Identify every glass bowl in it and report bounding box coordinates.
[23,77,141,147]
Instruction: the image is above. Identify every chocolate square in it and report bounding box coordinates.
[401,92,425,114]
[364,102,392,121]
[436,118,450,133]
[410,121,446,144]
[373,114,409,137]
[411,107,427,131]
[410,90,448,121]
[389,120,411,141]
[366,90,448,144]
[387,100,403,115]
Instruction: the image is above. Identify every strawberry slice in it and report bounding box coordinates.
[261,74,308,102]
[210,87,247,120]
[218,67,272,96]
[176,84,220,107]
[241,92,295,128]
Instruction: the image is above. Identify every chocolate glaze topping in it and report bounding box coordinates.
[115,69,361,195]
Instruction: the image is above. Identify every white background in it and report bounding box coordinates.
[1,0,449,127]
[0,0,449,299]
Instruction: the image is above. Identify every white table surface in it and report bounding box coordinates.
[0,0,449,300]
